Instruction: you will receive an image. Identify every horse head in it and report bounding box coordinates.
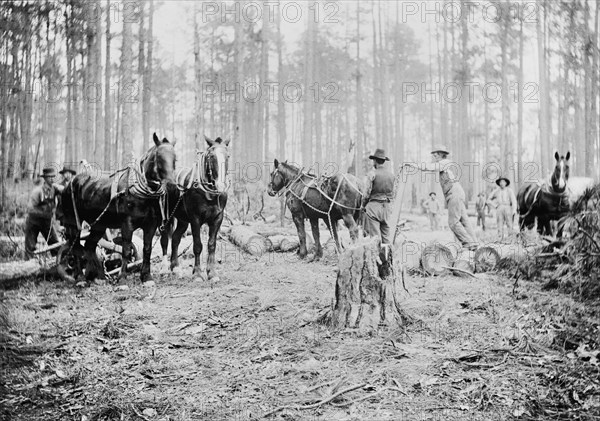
[551,151,570,193]
[267,159,299,197]
[141,133,177,189]
[204,134,231,193]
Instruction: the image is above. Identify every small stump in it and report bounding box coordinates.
[327,237,409,332]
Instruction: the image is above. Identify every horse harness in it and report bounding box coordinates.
[70,154,169,232]
[274,167,363,251]
[521,180,570,219]
[170,150,229,220]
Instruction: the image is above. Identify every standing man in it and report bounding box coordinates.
[475,192,489,231]
[24,167,60,258]
[487,177,517,241]
[362,148,395,244]
[57,165,76,192]
[405,145,479,250]
[426,192,441,231]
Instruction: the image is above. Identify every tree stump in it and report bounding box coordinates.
[327,237,409,332]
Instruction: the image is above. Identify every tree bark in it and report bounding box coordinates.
[119,2,134,163]
[327,237,409,332]
[142,0,153,146]
[228,225,272,256]
[103,0,112,169]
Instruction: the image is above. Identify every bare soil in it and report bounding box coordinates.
[1,213,599,420]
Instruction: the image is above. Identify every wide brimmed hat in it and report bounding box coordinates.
[42,167,56,177]
[369,148,390,161]
[431,145,449,155]
[59,166,76,175]
[496,177,510,186]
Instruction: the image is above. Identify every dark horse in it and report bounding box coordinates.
[267,159,363,259]
[160,135,230,281]
[58,133,176,282]
[517,151,594,235]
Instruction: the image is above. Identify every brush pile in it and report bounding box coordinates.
[519,184,600,299]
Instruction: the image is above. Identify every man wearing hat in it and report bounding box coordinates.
[404,145,479,250]
[57,165,76,192]
[487,177,517,241]
[362,148,395,244]
[24,167,61,258]
[425,192,441,231]
[475,191,489,231]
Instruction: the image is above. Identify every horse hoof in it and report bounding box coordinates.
[140,274,152,283]
[172,266,183,277]
[193,272,207,282]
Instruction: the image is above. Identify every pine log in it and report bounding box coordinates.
[267,235,300,252]
[228,226,272,256]
[0,259,57,283]
[327,237,409,332]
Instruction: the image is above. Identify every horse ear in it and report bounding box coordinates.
[162,137,168,143]
[274,159,279,168]
[204,134,214,147]
[153,133,160,146]
[565,151,570,161]
[554,151,559,161]
[224,139,230,146]
[172,140,177,147]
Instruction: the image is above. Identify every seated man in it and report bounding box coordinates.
[24,167,61,258]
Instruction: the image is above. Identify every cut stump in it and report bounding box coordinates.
[327,237,409,332]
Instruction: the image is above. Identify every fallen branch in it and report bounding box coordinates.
[261,383,367,418]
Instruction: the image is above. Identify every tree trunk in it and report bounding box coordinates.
[356,4,364,178]
[103,0,112,169]
[119,4,134,163]
[537,3,550,176]
[193,2,201,144]
[327,237,409,332]
[517,17,524,187]
[94,0,103,166]
[276,11,286,159]
[228,225,272,256]
[142,0,153,146]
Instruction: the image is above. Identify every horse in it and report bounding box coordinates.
[517,151,595,236]
[267,159,363,259]
[159,135,230,281]
[57,133,176,283]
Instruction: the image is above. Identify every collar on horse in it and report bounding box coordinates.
[175,150,229,197]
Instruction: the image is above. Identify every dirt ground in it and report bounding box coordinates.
[1,212,599,420]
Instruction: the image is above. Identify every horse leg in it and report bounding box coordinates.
[140,220,158,283]
[118,219,134,283]
[206,213,224,281]
[292,213,307,259]
[84,229,105,282]
[342,213,359,243]
[310,218,322,260]
[159,220,173,272]
[170,219,189,272]
[190,218,204,279]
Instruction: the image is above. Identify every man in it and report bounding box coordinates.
[405,145,479,250]
[57,165,76,192]
[487,177,517,241]
[475,192,489,231]
[362,148,395,244]
[426,192,441,231]
[24,167,60,258]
